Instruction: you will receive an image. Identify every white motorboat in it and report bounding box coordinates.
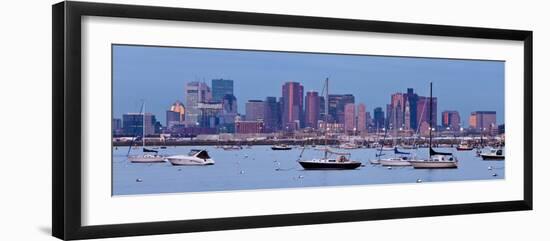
[480,148,505,160]
[166,149,215,166]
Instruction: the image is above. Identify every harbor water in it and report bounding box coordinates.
[112,146,504,195]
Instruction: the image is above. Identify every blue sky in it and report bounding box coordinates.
[113,44,504,126]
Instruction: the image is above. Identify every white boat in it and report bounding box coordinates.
[167,149,215,166]
[409,154,458,168]
[339,142,359,149]
[271,144,292,150]
[409,82,458,169]
[480,148,505,160]
[222,145,242,150]
[127,102,165,163]
[379,157,411,166]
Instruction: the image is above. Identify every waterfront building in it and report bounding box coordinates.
[305,91,320,128]
[185,82,211,125]
[122,113,157,136]
[318,122,344,133]
[373,107,385,130]
[469,111,497,132]
[264,96,281,132]
[112,118,122,135]
[344,103,356,132]
[319,96,326,121]
[357,103,367,133]
[281,82,304,130]
[211,78,234,102]
[245,100,266,121]
[442,110,461,131]
[235,120,264,134]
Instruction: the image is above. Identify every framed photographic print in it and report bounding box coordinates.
[52,1,533,240]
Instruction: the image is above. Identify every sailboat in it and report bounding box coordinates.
[298,78,362,170]
[409,82,458,169]
[379,147,412,166]
[127,102,165,163]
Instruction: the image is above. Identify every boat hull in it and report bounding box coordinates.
[271,147,292,150]
[167,158,214,166]
[128,155,165,163]
[456,147,474,151]
[379,160,412,166]
[480,155,505,160]
[409,161,458,169]
[298,161,361,170]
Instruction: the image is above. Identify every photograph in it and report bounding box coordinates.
[111,44,505,195]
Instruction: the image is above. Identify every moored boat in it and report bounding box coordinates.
[480,148,505,160]
[167,149,215,166]
[456,142,474,151]
[271,144,292,150]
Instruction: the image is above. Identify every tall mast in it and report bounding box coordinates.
[324,77,329,159]
[429,82,433,158]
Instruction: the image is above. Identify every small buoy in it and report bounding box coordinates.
[488,166,493,170]
[244,154,248,158]
[416,179,423,183]
[275,168,281,171]
[239,170,245,174]
[298,175,304,179]
[136,178,143,182]
[492,173,498,177]
[387,166,392,170]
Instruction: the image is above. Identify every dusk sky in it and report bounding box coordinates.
[112,44,504,126]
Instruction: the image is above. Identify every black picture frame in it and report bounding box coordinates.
[52,1,533,240]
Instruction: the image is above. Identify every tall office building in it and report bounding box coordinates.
[197,102,222,128]
[344,103,356,132]
[305,91,320,128]
[404,88,418,130]
[211,79,234,102]
[319,96,326,121]
[469,111,497,131]
[219,94,238,133]
[328,94,355,124]
[417,96,437,128]
[357,103,367,133]
[185,81,211,125]
[122,113,157,136]
[390,93,404,130]
[264,97,281,132]
[281,82,304,130]
[245,100,266,121]
[166,101,185,128]
[442,110,461,131]
[373,107,385,130]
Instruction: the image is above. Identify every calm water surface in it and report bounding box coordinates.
[112,146,504,195]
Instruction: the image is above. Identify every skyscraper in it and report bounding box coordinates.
[166,101,185,128]
[405,88,418,130]
[442,110,461,131]
[328,94,355,124]
[469,111,497,131]
[264,96,281,132]
[390,93,404,130]
[211,79,234,102]
[281,82,304,130]
[305,91,320,128]
[122,113,157,136]
[373,107,385,130]
[417,96,437,129]
[245,100,266,121]
[185,81,211,125]
[357,103,367,133]
[344,103,356,132]
[220,94,238,133]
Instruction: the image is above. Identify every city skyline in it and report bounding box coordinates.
[113,45,505,127]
